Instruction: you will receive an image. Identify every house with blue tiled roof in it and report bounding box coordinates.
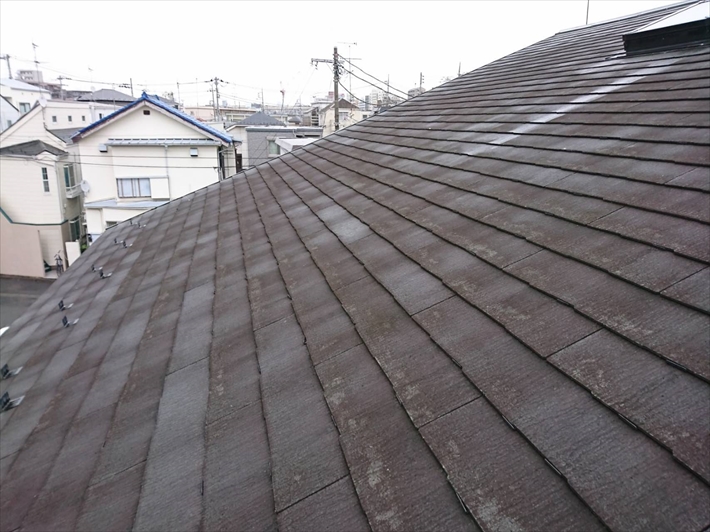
[69,92,242,241]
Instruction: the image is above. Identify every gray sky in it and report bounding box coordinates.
[0,0,682,109]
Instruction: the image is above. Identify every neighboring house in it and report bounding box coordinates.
[0,78,50,115]
[0,140,83,277]
[0,95,20,132]
[310,98,364,135]
[227,111,321,168]
[70,92,241,240]
[1,3,709,532]
[0,99,122,151]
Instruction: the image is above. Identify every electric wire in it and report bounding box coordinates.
[338,57,409,97]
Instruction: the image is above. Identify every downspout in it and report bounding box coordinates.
[164,144,172,199]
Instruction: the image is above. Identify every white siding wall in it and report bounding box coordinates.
[0,155,63,224]
[0,85,48,112]
[0,107,65,149]
[44,101,120,130]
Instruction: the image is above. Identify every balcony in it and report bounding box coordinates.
[65,183,82,199]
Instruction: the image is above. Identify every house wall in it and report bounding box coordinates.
[0,107,65,149]
[0,155,64,224]
[76,105,224,204]
[43,101,121,130]
[0,84,49,114]
[321,105,364,136]
[244,127,322,168]
[0,214,44,278]
[0,98,20,132]
[86,206,147,237]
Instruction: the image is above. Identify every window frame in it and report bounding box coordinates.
[267,139,280,156]
[69,217,81,242]
[116,177,151,198]
[41,167,50,193]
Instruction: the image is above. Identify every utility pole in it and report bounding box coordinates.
[176,81,181,107]
[58,75,65,100]
[333,47,339,131]
[210,77,223,121]
[419,72,424,91]
[311,47,340,131]
[0,55,12,79]
[32,43,40,83]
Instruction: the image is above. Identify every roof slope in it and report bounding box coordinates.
[1,3,709,532]
[0,139,66,156]
[236,110,286,126]
[71,92,233,144]
[75,88,134,103]
[0,78,50,93]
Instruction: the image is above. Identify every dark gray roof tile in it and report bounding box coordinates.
[421,399,605,532]
[278,476,369,532]
[1,3,709,530]
[203,403,276,531]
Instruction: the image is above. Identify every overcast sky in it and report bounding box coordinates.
[0,0,681,109]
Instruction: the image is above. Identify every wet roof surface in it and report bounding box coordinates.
[1,3,709,531]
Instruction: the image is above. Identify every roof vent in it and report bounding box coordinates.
[0,391,24,412]
[623,1,710,55]
[62,315,79,328]
[1,364,22,380]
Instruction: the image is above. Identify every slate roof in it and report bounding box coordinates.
[236,111,286,126]
[319,98,361,112]
[0,139,66,157]
[75,88,134,103]
[1,3,709,532]
[47,127,82,143]
[71,92,234,145]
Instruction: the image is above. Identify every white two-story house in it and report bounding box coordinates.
[70,92,240,241]
[0,140,82,278]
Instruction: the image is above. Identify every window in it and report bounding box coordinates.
[19,102,30,114]
[143,110,151,115]
[52,115,57,123]
[99,113,104,119]
[63,165,77,188]
[68,115,73,123]
[117,178,151,198]
[41,167,50,192]
[268,140,280,156]
[106,221,117,229]
[69,217,81,242]
[81,115,86,122]
[7,119,12,128]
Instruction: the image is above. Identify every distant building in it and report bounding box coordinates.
[16,69,44,84]
[408,87,425,98]
[70,92,241,241]
[226,111,321,168]
[311,98,365,136]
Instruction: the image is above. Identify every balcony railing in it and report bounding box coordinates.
[65,184,82,199]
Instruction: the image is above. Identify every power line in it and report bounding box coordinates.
[338,57,409,97]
